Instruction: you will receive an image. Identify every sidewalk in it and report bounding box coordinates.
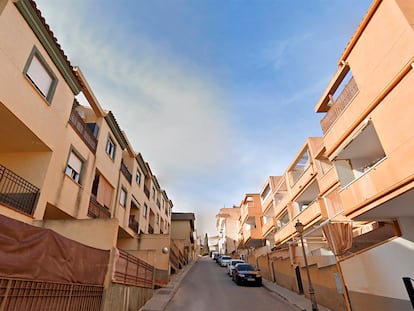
[139,259,333,311]
[262,278,333,311]
[139,260,196,311]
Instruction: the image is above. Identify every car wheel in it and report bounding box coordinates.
[235,276,241,286]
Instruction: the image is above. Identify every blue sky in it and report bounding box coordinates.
[36,0,372,237]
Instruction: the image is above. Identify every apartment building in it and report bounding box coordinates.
[171,212,196,264]
[216,205,240,255]
[314,0,414,309]
[237,193,265,252]
[0,0,175,309]
[225,0,414,310]
[260,176,282,249]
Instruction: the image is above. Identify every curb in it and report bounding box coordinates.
[139,260,196,311]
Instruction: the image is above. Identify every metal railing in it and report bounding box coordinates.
[143,185,150,199]
[120,161,132,184]
[112,249,154,289]
[128,215,139,233]
[68,106,97,153]
[320,76,359,134]
[87,196,111,219]
[0,278,103,311]
[0,164,39,216]
[148,224,154,234]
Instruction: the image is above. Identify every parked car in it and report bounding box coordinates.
[219,255,232,267]
[227,259,244,276]
[215,254,223,263]
[232,263,262,286]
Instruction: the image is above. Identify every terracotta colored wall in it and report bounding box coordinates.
[257,255,271,280]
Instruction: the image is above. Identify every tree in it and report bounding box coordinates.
[200,233,210,255]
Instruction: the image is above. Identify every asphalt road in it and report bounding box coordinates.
[164,256,298,311]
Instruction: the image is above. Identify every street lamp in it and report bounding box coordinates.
[295,220,319,311]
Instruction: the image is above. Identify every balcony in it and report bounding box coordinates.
[88,195,111,219]
[320,76,358,134]
[128,215,139,234]
[292,197,327,226]
[143,185,150,199]
[68,106,97,153]
[274,221,296,245]
[0,164,39,216]
[262,216,275,237]
[120,161,132,184]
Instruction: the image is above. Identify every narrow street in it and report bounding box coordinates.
[164,257,297,311]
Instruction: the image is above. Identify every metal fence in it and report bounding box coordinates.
[0,278,103,311]
[112,249,154,289]
[0,164,39,216]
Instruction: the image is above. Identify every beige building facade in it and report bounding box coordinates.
[171,212,196,264]
[216,205,240,255]
[221,1,414,310]
[0,0,180,309]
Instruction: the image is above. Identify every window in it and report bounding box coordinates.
[106,136,116,159]
[261,184,271,202]
[143,203,148,217]
[156,214,159,224]
[65,150,84,183]
[136,170,141,185]
[333,121,385,187]
[86,123,99,138]
[276,211,289,231]
[152,187,155,200]
[289,149,310,185]
[24,47,57,102]
[119,188,127,207]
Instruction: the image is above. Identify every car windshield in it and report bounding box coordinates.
[222,256,231,260]
[231,260,243,265]
[237,264,255,271]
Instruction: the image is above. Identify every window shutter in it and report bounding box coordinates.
[27,55,53,97]
[68,152,82,173]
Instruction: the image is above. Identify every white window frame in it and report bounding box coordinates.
[119,187,127,207]
[24,46,58,103]
[143,203,148,217]
[106,136,116,159]
[65,149,84,184]
[136,170,141,185]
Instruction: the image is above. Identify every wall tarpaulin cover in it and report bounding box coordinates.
[0,214,109,285]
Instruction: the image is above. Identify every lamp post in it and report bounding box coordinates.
[295,220,319,311]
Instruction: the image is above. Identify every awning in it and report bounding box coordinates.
[322,221,353,256]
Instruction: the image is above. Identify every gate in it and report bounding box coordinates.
[0,278,103,311]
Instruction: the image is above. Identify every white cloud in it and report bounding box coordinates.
[260,33,314,71]
[40,0,236,177]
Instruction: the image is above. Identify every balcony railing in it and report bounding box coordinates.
[112,249,154,289]
[120,161,132,184]
[0,164,39,216]
[143,185,150,199]
[88,195,111,219]
[68,106,97,153]
[320,76,358,134]
[128,215,139,233]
